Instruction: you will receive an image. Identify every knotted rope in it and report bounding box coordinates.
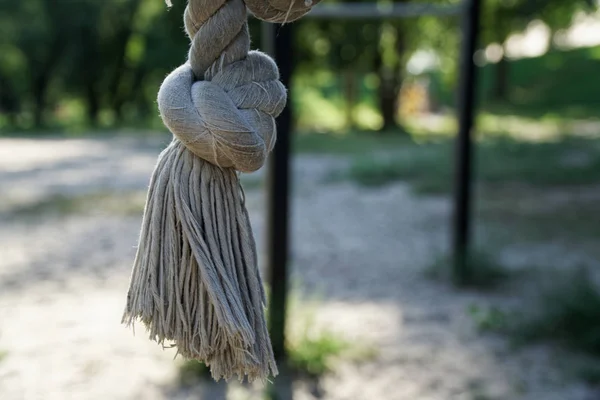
[122,0,318,383]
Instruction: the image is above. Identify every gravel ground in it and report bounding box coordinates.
[0,136,598,400]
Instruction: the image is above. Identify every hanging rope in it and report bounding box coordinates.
[122,0,318,382]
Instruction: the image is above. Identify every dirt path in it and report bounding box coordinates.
[0,136,597,400]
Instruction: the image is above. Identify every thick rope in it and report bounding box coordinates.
[122,0,318,383]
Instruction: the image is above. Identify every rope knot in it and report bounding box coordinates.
[158,51,285,172]
[156,0,319,173]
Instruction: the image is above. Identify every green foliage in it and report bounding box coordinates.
[426,250,512,290]
[285,291,376,379]
[574,360,600,385]
[468,267,600,359]
[486,47,600,118]
[0,350,6,362]
[1,0,597,132]
[287,330,350,378]
[479,0,593,47]
[515,267,600,356]
[178,360,212,386]
[432,46,600,119]
[468,305,512,332]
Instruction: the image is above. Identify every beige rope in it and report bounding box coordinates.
[122,0,318,383]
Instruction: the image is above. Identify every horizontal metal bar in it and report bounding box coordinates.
[304,2,464,19]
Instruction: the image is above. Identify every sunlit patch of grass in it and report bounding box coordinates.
[285,291,377,379]
[9,191,146,218]
[287,329,350,378]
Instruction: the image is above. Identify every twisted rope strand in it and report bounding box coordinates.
[123,0,319,382]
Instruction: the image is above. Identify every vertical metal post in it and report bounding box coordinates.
[265,22,293,400]
[261,22,275,56]
[453,0,482,285]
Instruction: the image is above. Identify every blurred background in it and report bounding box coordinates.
[2,0,600,399]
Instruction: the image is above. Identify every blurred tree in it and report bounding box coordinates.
[295,9,380,130]
[0,0,596,131]
[480,0,596,100]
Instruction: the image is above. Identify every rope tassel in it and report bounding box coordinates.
[122,0,318,382]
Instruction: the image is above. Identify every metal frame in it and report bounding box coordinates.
[263,1,482,396]
[307,2,463,18]
[265,22,294,400]
[453,0,482,285]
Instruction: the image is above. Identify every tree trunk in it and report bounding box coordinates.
[32,73,50,127]
[342,68,356,130]
[378,68,397,132]
[393,23,406,133]
[114,65,148,123]
[30,2,68,127]
[86,82,99,126]
[375,21,408,134]
[109,0,143,112]
[0,74,21,126]
[493,55,509,101]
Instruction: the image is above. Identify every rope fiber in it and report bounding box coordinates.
[122,0,318,382]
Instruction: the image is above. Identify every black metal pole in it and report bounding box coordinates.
[266,22,293,400]
[453,0,482,286]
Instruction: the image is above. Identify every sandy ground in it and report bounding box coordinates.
[0,136,598,400]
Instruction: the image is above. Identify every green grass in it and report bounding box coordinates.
[468,267,600,359]
[574,360,600,385]
[293,130,415,155]
[287,329,350,378]
[344,141,452,193]
[178,360,212,385]
[468,305,513,333]
[426,250,512,290]
[285,291,376,379]
[477,185,600,246]
[341,136,600,194]
[514,267,600,356]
